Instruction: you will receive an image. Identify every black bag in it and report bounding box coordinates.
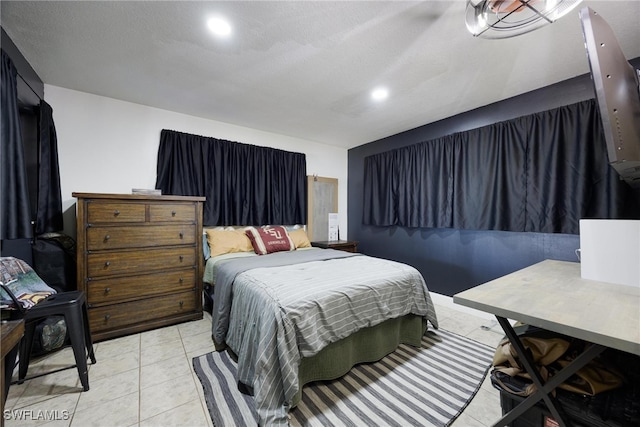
[32,233,77,293]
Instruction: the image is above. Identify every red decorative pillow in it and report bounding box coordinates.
[245,226,295,255]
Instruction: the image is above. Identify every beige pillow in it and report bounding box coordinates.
[205,229,253,258]
[288,228,311,248]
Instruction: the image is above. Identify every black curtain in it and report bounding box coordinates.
[524,101,631,233]
[452,118,528,231]
[35,100,63,235]
[363,150,397,227]
[155,129,307,226]
[364,137,455,228]
[363,99,639,234]
[1,50,32,241]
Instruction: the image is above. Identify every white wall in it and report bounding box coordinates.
[44,85,349,238]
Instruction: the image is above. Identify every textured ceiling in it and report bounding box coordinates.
[1,1,639,149]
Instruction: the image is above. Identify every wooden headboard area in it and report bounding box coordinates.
[155,129,307,227]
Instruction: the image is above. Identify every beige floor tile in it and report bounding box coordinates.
[466,326,504,348]
[177,316,211,337]
[461,386,503,426]
[450,411,487,427]
[88,347,139,381]
[139,375,200,421]
[4,391,79,427]
[180,330,215,355]
[139,398,210,427]
[140,325,181,348]
[432,303,460,322]
[438,313,486,337]
[4,381,27,411]
[140,354,192,390]
[480,368,497,391]
[9,346,78,389]
[478,317,501,332]
[185,342,216,361]
[71,392,139,427]
[9,367,83,409]
[75,368,139,412]
[94,333,140,359]
[140,338,185,366]
[25,347,77,374]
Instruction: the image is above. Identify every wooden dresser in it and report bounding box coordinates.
[73,192,205,341]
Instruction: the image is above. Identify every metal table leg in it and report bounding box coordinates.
[492,316,606,427]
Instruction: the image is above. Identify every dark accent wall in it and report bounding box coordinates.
[348,58,640,297]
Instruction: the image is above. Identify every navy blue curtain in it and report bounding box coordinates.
[452,117,529,231]
[35,100,63,235]
[1,50,32,241]
[155,129,307,226]
[363,99,639,234]
[364,136,455,228]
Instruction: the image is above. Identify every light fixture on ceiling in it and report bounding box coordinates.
[207,16,232,37]
[465,0,583,39]
[371,87,389,102]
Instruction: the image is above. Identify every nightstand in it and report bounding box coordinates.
[311,240,358,253]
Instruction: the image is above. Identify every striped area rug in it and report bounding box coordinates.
[193,329,494,427]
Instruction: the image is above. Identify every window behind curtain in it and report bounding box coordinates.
[363,99,639,235]
[155,129,307,226]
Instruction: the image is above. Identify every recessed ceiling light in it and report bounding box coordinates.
[371,87,389,101]
[207,16,232,37]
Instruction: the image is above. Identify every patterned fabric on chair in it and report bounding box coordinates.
[0,257,95,392]
[0,257,56,311]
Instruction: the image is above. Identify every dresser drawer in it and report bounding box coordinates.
[86,225,196,250]
[149,203,196,222]
[87,247,196,278]
[74,192,205,341]
[87,202,146,223]
[89,290,197,332]
[86,268,195,305]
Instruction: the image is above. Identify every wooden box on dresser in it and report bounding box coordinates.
[73,192,206,342]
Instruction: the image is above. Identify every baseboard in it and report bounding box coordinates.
[430,292,496,320]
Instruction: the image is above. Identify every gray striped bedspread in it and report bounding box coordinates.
[210,249,439,426]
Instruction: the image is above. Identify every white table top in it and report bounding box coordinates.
[453,259,640,355]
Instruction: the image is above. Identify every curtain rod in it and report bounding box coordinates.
[17,72,43,103]
[1,43,44,103]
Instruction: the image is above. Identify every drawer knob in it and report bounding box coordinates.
[179,301,184,308]
[172,211,177,217]
[179,277,184,284]
[179,255,184,262]
[113,210,120,217]
[104,261,111,268]
[104,287,111,294]
[104,234,110,242]
[179,232,184,239]
[104,314,111,321]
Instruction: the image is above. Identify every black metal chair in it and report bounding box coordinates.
[1,284,95,391]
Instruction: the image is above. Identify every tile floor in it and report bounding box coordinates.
[4,294,507,427]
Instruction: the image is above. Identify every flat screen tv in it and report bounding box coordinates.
[579,7,640,188]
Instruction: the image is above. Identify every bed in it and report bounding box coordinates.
[203,226,439,426]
